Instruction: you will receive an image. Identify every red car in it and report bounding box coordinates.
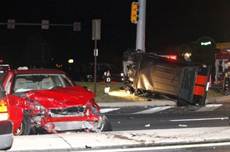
[1,68,112,135]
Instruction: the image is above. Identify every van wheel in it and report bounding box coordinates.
[14,112,31,135]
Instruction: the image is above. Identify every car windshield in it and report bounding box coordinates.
[13,74,73,93]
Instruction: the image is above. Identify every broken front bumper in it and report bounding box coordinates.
[40,115,101,132]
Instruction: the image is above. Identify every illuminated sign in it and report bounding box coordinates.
[200,41,212,46]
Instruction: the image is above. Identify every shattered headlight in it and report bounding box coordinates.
[91,105,100,115]
[34,102,46,114]
[84,99,100,116]
[26,98,46,115]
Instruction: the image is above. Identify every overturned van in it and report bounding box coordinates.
[123,51,210,106]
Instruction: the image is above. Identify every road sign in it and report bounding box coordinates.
[7,19,15,29]
[92,19,101,40]
[41,20,49,30]
[73,22,81,31]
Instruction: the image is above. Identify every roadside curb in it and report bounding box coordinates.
[10,127,230,152]
[68,140,230,151]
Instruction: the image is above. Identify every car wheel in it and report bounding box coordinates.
[95,115,112,132]
[14,112,31,135]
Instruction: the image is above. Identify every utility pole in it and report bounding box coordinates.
[136,0,146,52]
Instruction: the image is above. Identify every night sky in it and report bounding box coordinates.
[0,0,229,68]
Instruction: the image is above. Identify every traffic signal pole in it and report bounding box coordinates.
[136,0,146,52]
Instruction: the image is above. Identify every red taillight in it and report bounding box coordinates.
[193,75,208,96]
[167,55,177,60]
[160,55,177,61]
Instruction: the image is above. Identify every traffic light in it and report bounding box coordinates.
[130,2,139,24]
[73,22,81,32]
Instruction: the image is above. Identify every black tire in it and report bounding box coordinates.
[14,112,31,135]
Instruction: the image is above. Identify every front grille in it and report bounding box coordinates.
[50,106,85,117]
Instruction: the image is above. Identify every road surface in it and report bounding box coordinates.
[103,103,230,131]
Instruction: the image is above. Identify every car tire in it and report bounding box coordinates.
[96,115,112,132]
[14,112,31,135]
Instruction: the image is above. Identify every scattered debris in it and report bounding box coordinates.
[128,117,134,120]
[145,124,151,128]
[85,145,92,149]
[131,133,136,137]
[178,124,188,127]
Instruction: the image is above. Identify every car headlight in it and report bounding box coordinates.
[84,99,100,116]
[34,102,45,112]
[91,105,100,115]
[26,98,46,115]
[34,102,46,115]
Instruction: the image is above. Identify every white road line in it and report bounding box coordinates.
[197,104,223,112]
[133,106,172,114]
[170,117,229,122]
[77,142,230,152]
[100,108,120,113]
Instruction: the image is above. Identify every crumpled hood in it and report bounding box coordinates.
[25,86,95,109]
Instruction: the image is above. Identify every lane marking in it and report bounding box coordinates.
[78,142,230,152]
[100,108,120,113]
[170,117,229,122]
[133,106,172,114]
[197,104,223,112]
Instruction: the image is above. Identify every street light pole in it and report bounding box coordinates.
[136,0,146,52]
[93,40,98,94]
[92,19,101,95]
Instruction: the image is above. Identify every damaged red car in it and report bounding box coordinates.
[1,68,112,135]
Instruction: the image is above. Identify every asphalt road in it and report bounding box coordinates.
[8,103,230,152]
[103,103,230,131]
